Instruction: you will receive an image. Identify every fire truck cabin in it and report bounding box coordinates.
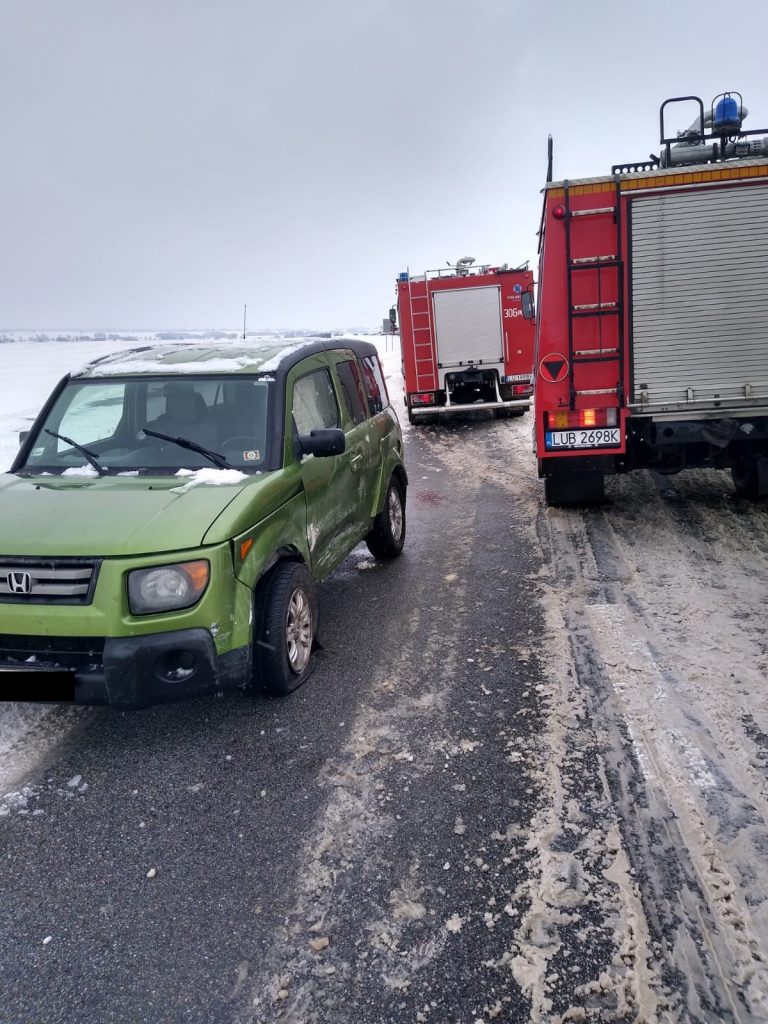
[535,93,768,504]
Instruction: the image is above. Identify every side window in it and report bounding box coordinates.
[335,359,368,426]
[360,355,389,415]
[292,368,340,436]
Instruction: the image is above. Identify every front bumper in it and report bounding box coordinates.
[0,629,250,709]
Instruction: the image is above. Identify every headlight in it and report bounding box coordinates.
[128,560,210,615]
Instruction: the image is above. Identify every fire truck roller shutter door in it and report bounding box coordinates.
[431,286,504,370]
[631,183,768,411]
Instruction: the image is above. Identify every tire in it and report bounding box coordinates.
[731,458,762,500]
[366,477,406,560]
[544,472,605,506]
[494,408,525,419]
[253,562,317,696]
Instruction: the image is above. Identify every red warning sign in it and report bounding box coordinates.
[539,353,569,383]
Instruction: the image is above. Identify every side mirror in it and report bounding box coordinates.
[18,430,30,446]
[299,428,346,458]
[521,291,536,321]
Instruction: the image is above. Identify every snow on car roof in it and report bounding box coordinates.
[75,338,379,377]
[76,341,318,377]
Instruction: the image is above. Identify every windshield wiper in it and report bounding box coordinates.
[44,429,106,475]
[141,427,232,470]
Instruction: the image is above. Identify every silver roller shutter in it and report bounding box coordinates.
[432,286,504,368]
[631,183,768,412]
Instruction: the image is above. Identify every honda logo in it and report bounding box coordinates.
[8,571,33,595]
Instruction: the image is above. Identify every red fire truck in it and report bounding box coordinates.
[534,92,768,504]
[397,259,536,424]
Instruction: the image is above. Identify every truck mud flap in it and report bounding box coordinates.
[544,472,606,507]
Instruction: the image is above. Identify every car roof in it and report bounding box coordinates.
[75,338,380,378]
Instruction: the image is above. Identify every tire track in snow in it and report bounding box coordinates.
[544,469,768,1021]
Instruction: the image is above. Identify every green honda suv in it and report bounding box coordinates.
[0,339,407,708]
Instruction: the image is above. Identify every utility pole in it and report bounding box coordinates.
[243,304,247,340]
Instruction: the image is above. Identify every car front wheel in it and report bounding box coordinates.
[253,562,317,696]
[366,477,406,560]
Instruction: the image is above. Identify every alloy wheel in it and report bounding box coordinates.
[388,487,404,542]
[285,587,312,673]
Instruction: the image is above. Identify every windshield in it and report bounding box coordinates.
[18,375,272,475]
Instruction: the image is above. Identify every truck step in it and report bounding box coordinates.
[575,387,619,396]
[573,302,618,311]
[571,206,616,217]
[569,255,619,267]
[573,349,620,361]
[571,303,619,318]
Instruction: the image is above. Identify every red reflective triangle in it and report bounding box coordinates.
[543,359,566,381]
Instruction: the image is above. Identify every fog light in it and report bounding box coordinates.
[156,650,197,683]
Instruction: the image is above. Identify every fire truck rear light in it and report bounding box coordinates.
[552,204,566,220]
[549,411,569,429]
[546,408,617,429]
[412,393,434,405]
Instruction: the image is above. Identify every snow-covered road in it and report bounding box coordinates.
[539,470,768,1020]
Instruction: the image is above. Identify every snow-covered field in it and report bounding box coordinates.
[0,336,141,470]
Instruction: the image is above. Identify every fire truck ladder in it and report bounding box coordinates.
[563,179,625,410]
[406,275,437,391]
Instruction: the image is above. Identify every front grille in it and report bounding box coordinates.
[0,634,105,671]
[0,558,101,605]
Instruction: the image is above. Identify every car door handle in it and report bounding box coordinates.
[349,452,364,473]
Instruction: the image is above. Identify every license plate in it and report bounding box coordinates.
[545,427,621,451]
[0,667,76,702]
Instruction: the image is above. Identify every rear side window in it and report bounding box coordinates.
[292,369,340,435]
[360,355,389,415]
[336,359,368,426]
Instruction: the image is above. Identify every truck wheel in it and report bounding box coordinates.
[731,458,764,500]
[544,473,605,506]
[366,477,406,560]
[253,562,317,696]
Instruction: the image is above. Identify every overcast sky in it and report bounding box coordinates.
[1,0,766,331]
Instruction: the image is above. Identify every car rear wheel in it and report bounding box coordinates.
[366,477,406,560]
[253,562,317,696]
